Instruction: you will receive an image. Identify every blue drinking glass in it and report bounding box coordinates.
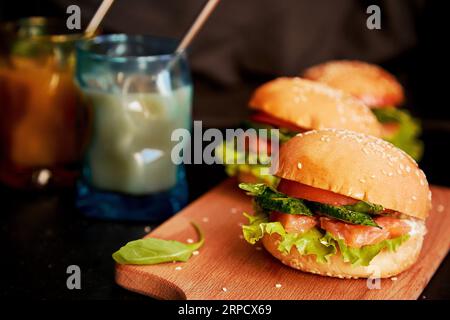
[75,34,192,221]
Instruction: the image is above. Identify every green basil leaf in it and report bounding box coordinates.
[240,183,382,226]
[239,183,313,216]
[307,202,380,228]
[112,223,204,265]
[343,201,384,215]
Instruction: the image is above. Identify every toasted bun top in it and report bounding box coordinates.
[275,129,431,219]
[249,77,381,137]
[303,60,405,108]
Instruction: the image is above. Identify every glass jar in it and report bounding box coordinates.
[0,17,87,189]
[75,34,192,221]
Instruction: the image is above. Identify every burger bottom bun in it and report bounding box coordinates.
[262,233,424,279]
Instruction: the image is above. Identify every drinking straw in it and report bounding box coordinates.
[85,0,115,36]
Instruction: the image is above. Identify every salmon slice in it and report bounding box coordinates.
[320,216,411,248]
[270,211,318,234]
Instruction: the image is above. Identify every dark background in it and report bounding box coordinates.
[0,0,449,299]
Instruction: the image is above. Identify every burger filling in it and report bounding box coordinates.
[371,107,423,161]
[240,181,425,266]
[216,111,303,186]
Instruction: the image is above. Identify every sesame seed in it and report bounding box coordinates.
[175,266,182,270]
[230,208,238,214]
[297,162,303,169]
[391,277,398,281]
[202,217,209,222]
[412,196,417,201]
[406,166,411,173]
[192,250,200,256]
[186,238,194,244]
[144,226,151,233]
[222,287,228,292]
[275,283,282,288]
[256,247,262,251]
[370,175,376,179]
[238,222,243,227]
[353,192,364,198]
[359,178,366,183]
[437,204,445,213]
[239,234,244,239]
[388,172,394,177]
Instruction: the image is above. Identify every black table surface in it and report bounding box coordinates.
[1,131,449,300]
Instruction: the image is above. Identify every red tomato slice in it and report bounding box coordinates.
[250,112,305,132]
[381,123,400,138]
[320,217,410,248]
[277,179,358,206]
[271,211,318,234]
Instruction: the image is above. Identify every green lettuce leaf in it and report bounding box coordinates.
[112,223,204,265]
[225,163,279,186]
[321,232,410,266]
[372,107,423,161]
[242,120,298,144]
[242,211,336,263]
[240,183,313,216]
[242,208,410,266]
[215,138,278,186]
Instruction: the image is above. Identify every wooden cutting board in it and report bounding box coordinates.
[115,178,450,300]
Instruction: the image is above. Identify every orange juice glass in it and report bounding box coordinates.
[0,17,88,188]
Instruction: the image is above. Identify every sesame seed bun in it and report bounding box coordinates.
[275,129,431,220]
[249,77,381,137]
[303,60,405,108]
[262,232,424,279]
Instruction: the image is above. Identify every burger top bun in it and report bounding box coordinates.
[303,60,405,108]
[275,129,431,220]
[249,77,381,137]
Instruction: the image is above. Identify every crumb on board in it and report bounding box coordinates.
[144,226,151,233]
